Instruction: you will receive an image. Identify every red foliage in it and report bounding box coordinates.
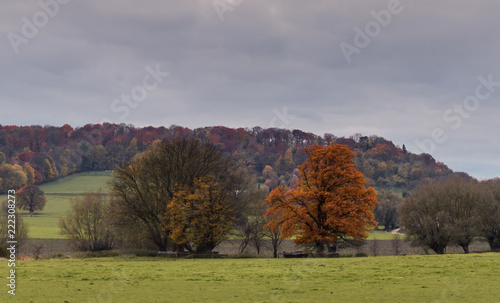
[18,151,37,162]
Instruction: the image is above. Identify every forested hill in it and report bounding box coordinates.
[0,124,459,194]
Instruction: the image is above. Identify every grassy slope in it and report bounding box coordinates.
[38,171,112,194]
[2,172,113,239]
[3,253,499,302]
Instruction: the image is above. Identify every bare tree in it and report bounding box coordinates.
[399,177,493,254]
[267,228,283,258]
[234,189,268,255]
[445,178,493,253]
[235,221,253,253]
[480,179,500,251]
[373,189,402,231]
[59,190,116,251]
[0,200,29,255]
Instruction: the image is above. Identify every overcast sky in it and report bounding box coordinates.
[2,0,500,179]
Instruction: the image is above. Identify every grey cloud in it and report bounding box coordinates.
[1,0,500,178]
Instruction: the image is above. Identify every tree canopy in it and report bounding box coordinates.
[109,138,253,251]
[59,190,115,252]
[264,144,379,253]
[17,185,47,216]
[167,176,236,253]
[0,124,457,194]
[399,177,495,254]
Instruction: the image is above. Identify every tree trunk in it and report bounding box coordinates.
[315,241,325,254]
[273,247,278,258]
[175,244,185,253]
[239,239,250,253]
[327,243,337,253]
[460,244,470,254]
[255,241,261,255]
[487,232,500,251]
[154,232,169,251]
[196,242,216,254]
[431,243,446,254]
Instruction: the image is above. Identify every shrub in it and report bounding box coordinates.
[59,190,116,252]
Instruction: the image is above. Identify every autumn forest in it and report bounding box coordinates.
[0,123,459,195]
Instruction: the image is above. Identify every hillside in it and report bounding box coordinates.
[0,124,461,194]
[0,171,112,239]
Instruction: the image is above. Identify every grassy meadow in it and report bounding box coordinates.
[2,172,113,239]
[1,172,499,302]
[2,253,499,302]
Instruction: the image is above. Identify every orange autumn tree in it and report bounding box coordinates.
[264,144,379,253]
[167,176,235,253]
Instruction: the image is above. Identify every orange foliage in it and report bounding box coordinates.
[264,144,378,251]
[167,176,235,252]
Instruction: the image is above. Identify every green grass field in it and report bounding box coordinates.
[2,253,499,302]
[38,171,113,194]
[1,172,113,239]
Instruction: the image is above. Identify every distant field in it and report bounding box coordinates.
[2,253,499,302]
[38,171,113,194]
[1,172,113,239]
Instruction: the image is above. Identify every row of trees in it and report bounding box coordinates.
[59,139,380,256]
[399,177,500,254]
[60,139,258,253]
[6,136,497,258]
[0,123,455,195]
[56,137,500,256]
